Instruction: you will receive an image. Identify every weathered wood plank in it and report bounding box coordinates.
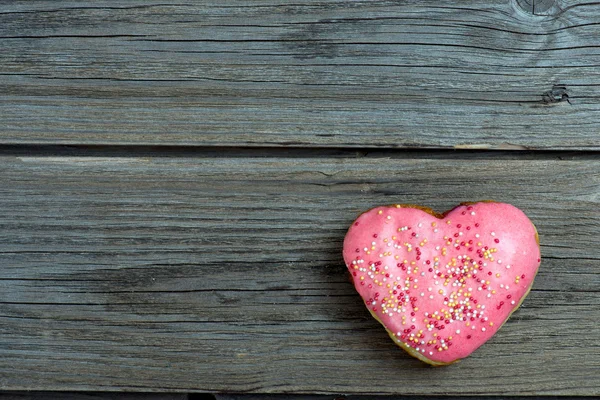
[215,397,593,400]
[0,154,598,394]
[0,393,188,400]
[1,1,599,149]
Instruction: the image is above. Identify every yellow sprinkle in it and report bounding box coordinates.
[378,210,383,215]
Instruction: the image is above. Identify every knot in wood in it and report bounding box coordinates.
[516,0,557,15]
[542,85,570,105]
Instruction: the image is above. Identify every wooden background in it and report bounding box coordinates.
[0,0,599,397]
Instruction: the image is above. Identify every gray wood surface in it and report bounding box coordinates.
[0,394,188,400]
[0,153,598,395]
[1,0,600,149]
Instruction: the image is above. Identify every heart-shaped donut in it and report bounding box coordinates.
[343,201,540,365]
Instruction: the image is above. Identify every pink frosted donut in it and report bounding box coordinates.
[343,201,541,365]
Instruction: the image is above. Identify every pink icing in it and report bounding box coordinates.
[343,202,541,364]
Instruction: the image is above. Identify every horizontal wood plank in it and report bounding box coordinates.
[1,1,600,149]
[0,154,598,394]
[0,393,188,400]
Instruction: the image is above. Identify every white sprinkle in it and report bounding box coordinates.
[497,260,502,264]
[418,223,423,228]
[482,327,486,332]
[511,300,515,305]
[429,295,434,299]
[491,232,495,236]
[434,229,439,233]
[429,351,434,355]
[471,211,476,215]
[456,329,461,334]
[506,264,511,269]
[475,234,480,238]
[420,292,425,297]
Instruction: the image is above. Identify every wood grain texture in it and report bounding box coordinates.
[0,394,188,400]
[0,154,598,394]
[1,0,600,149]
